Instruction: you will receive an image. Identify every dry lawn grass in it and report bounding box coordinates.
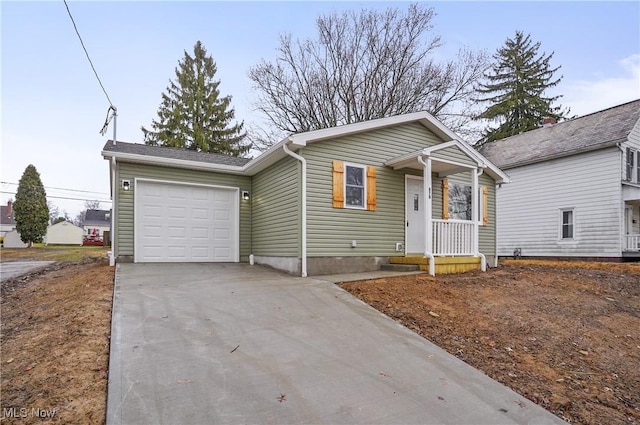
[342,260,640,424]
[1,259,114,424]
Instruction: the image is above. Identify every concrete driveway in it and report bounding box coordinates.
[0,261,54,281]
[107,263,566,425]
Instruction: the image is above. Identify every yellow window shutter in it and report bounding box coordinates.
[332,160,344,208]
[366,166,377,211]
[442,179,449,220]
[482,186,489,225]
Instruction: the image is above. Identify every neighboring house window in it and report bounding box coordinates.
[332,160,377,211]
[625,147,634,181]
[345,163,366,208]
[560,209,575,240]
[448,183,472,220]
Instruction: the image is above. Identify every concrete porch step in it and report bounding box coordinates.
[380,263,420,272]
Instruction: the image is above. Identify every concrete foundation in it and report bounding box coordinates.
[306,256,388,276]
[253,255,301,275]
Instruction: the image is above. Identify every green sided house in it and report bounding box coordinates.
[102,112,509,276]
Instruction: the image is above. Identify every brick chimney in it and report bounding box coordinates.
[6,200,12,217]
[542,117,556,127]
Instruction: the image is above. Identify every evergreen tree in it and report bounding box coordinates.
[475,31,567,144]
[142,41,249,156]
[13,164,49,247]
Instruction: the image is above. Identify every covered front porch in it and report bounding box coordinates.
[384,140,509,275]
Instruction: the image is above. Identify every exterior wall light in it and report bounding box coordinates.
[242,191,250,201]
[122,180,131,191]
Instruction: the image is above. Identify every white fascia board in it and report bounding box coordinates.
[288,111,458,146]
[101,150,245,174]
[384,150,423,168]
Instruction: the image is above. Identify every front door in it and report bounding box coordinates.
[405,177,425,254]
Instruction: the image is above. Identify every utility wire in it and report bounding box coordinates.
[0,191,111,203]
[1,181,109,196]
[63,0,114,107]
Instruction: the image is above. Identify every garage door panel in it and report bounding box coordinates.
[168,206,187,219]
[192,208,210,220]
[143,205,163,218]
[136,181,238,263]
[191,227,210,239]
[142,225,163,238]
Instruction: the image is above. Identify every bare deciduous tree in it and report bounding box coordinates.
[248,4,488,148]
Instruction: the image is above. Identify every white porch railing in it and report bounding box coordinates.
[624,234,640,251]
[432,219,475,255]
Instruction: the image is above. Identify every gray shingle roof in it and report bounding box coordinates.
[84,209,111,226]
[102,140,251,167]
[479,99,640,169]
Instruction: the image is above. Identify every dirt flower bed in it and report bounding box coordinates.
[341,261,640,425]
[1,258,114,424]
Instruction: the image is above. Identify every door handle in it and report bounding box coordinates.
[406,220,409,227]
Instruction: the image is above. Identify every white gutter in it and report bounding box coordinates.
[101,150,245,174]
[109,157,116,266]
[416,155,435,276]
[282,142,307,277]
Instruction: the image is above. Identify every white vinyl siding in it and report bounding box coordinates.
[496,147,621,257]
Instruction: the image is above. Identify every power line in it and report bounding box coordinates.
[63,0,114,107]
[1,181,109,196]
[0,191,111,203]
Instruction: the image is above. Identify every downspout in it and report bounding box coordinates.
[282,143,307,277]
[477,167,486,271]
[416,155,435,276]
[109,157,116,266]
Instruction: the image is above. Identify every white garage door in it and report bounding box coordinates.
[135,180,238,262]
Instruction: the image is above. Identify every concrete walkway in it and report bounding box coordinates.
[0,261,54,281]
[317,269,424,283]
[107,263,566,425]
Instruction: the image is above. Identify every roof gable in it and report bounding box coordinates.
[479,99,640,169]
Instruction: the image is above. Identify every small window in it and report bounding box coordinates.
[448,183,472,220]
[561,209,574,239]
[626,147,634,182]
[345,164,366,208]
[636,151,640,183]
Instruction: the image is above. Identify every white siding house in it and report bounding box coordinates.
[481,99,640,260]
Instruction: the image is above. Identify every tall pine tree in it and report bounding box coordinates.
[13,164,49,247]
[475,31,567,144]
[142,41,249,156]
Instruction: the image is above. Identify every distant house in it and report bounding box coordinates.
[3,230,27,248]
[480,99,640,260]
[83,209,111,237]
[45,221,84,245]
[0,200,16,237]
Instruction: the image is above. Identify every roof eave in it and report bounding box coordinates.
[101,150,246,174]
[497,139,622,170]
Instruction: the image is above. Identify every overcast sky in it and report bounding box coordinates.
[2,1,639,217]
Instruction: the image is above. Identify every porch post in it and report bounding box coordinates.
[471,167,479,254]
[424,157,432,257]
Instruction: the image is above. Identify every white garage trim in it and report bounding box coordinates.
[134,178,240,263]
